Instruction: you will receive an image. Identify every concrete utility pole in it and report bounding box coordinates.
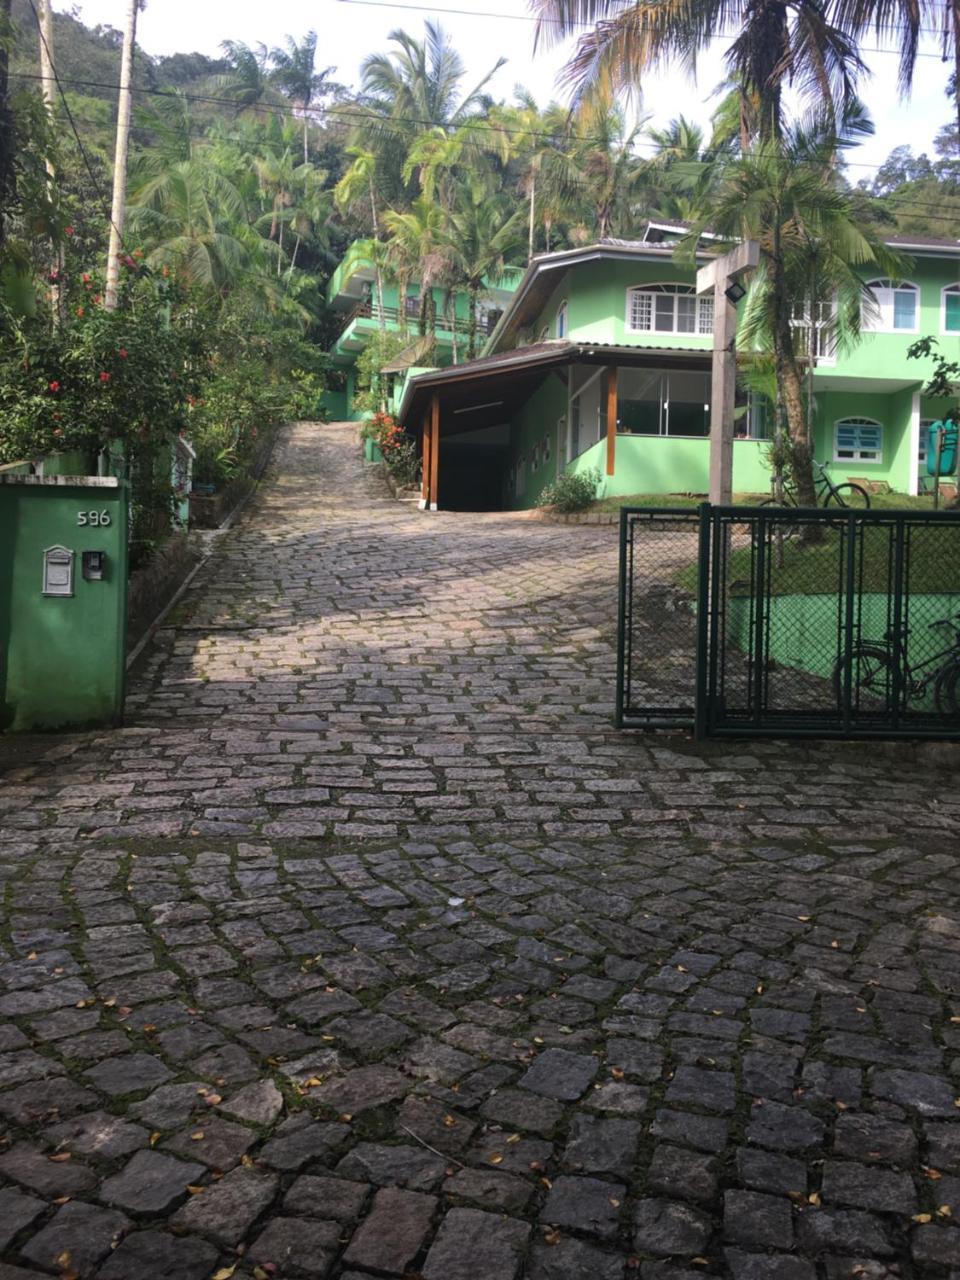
[37,0,63,322]
[104,0,140,312]
[697,241,760,506]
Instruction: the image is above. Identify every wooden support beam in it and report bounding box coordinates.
[420,417,431,508]
[605,366,617,477]
[429,393,440,511]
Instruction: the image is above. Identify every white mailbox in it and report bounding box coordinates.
[42,545,74,597]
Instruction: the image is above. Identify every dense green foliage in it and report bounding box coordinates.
[538,469,602,512]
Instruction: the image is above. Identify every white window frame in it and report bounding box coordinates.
[791,298,838,366]
[941,284,960,335]
[626,283,713,336]
[834,417,883,465]
[556,301,568,339]
[862,279,920,334]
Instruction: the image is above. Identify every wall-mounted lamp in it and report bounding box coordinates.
[724,281,747,305]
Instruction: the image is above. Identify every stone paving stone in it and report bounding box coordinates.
[310,1065,411,1113]
[541,1175,625,1238]
[43,1109,150,1159]
[342,1186,437,1274]
[169,1167,277,1245]
[246,1217,340,1276]
[5,423,960,1280]
[0,1143,97,1198]
[99,1150,206,1215]
[723,1189,794,1248]
[479,1086,564,1135]
[633,1197,713,1256]
[163,1116,255,1170]
[259,1122,349,1171]
[20,1201,131,1276]
[821,1159,916,1214]
[83,1052,172,1097]
[519,1048,598,1100]
[335,1141,446,1191]
[282,1174,370,1220]
[96,1229,219,1280]
[218,1078,284,1126]
[421,1206,531,1280]
[649,1143,719,1204]
[563,1114,640,1177]
[442,1166,535,1212]
[527,1238,626,1279]
[724,1249,816,1279]
[0,1188,45,1252]
[870,1067,959,1116]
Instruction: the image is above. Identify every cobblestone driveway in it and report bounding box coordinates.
[2,422,960,1280]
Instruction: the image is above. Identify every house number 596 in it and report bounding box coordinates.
[77,510,112,527]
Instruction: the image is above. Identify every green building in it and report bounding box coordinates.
[390,223,960,510]
[327,242,524,420]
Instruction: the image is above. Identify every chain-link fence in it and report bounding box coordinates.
[617,505,960,740]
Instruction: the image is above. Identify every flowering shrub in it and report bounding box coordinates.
[360,412,419,487]
[537,468,602,513]
[0,265,205,466]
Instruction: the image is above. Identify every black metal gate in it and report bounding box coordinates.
[617,504,960,741]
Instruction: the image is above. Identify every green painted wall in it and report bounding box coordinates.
[811,388,914,491]
[507,373,569,508]
[558,258,713,352]
[564,436,773,498]
[0,477,128,733]
[727,592,960,701]
[320,389,348,420]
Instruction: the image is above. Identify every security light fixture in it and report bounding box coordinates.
[724,281,747,305]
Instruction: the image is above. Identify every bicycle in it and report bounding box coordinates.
[832,611,960,714]
[762,460,871,511]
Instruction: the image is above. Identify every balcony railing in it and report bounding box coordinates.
[339,299,500,341]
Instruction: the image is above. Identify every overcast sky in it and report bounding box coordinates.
[60,0,956,177]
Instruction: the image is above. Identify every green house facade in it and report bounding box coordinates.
[393,225,960,511]
[327,243,524,420]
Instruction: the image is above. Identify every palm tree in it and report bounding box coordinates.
[269,31,342,163]
[217,41,284,116]
[343,22,506,209]
[128,157,262,292]
[440,183,526,357]
[686,112,903,506]
[383,197,448,343]
[531,0,864,145]
[488,95,580,260]
[829,0,960,139]
[567,93,647,239]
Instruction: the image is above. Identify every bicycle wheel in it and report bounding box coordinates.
[934,660,960,714]
[824,483,871,510]
[833,644,896,710]
[759,497,798,538]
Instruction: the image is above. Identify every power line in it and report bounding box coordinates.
[8,67,957,174]
[41,104,960,232]
[24,0,128,251]
[332,0,960,45]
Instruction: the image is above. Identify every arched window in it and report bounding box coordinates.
[943,284,960,334]
[863,279,919,333]
[556,301,568,339]
[835,417,883,464]
[626,283,713,336]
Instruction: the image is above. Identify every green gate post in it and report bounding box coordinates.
[1,475,129,732]
[694,502,712,740]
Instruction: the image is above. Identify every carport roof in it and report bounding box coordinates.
[397,340,713,435]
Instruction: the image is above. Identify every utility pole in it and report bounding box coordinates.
[104,0,140,312]
[37,0,63,322]
[697,241,760,506]
[0,0,14,250]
